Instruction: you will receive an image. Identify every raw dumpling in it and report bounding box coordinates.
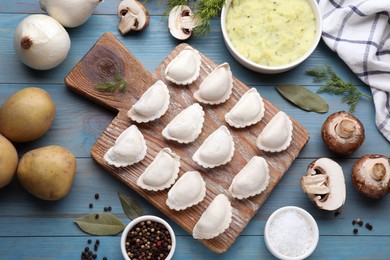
[256,111,293,152]
[164,46,201,85]
[137,148,180,191]
[193,126,235,168]
[103,125,147,167]
[225,88,265,128]
[166,171,206,211]
[192,194,232,240]
[229,156,270,199]
[193,62,233,105]
[162,103,205,144]
[127,80,170,123]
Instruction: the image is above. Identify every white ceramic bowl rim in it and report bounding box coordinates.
[120,215,176,260]
[221,0,323,73]
[264,206,319,260]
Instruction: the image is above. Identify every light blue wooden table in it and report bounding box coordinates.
[1,1,390,259]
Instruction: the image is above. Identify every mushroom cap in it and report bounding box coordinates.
[117,0,150,34]
[301,157,346,211]
[352,154,390,199]
[321,111,365,156]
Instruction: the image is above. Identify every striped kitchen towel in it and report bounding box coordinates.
[319,0,390,142]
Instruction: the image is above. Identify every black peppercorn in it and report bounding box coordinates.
[95,193,99,199]
[108,206,112,211]
[87,239,92,244]
[95,214,99,219]
[84,247,89,253]
[103,257,107,260]
[353,228,358,234]
[89,203,93,209]
[104,207,108,212]
[355,218,363,226]
[366,223,373,230]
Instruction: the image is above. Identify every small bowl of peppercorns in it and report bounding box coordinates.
[121,215,176,260]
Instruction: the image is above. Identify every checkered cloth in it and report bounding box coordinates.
[319,0,390,142]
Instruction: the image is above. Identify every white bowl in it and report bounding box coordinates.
[121,215,176,260]
[221,0,323,74]
[264,206,319,260]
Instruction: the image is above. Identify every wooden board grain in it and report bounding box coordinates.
[65,32,310,253]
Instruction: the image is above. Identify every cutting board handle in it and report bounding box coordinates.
[65,32,154,112]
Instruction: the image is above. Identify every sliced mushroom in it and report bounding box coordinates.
[352,154,390,199]
[168,5,198,40]
[301,158,346,211]
[118,0,150,34]
[321,111,365,156]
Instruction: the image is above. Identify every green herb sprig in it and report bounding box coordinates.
[164,0,226,37]
[306,65,372,113]
[95,75,128,93]
[193,0,226,37]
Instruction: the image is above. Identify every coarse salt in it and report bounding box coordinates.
[268,209,315,257]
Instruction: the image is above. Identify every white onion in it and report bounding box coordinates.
[13,14,71,70]
[39,0,103,28]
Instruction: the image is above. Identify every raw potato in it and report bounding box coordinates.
[17,146,76,201]
[0,134,18,189]
[0,87,56,142]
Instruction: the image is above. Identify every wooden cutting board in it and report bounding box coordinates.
[65,32,310,253]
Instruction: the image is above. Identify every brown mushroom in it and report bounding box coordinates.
[168,5,198,40]
[321,111,365,156]
[301,158,346,211]
[352,154,390,199]
[117,0,150,35]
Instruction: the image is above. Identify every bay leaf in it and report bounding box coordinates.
[74,212,125,235]
[276,84,329,113]
[118,192,144,220]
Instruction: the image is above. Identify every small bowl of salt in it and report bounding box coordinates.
[264,206,319,260]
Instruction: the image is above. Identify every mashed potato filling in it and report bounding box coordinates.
[226,0,317,66]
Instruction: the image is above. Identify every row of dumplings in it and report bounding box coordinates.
[104,126,271,239]
[104,125,270,196]
[130,85,293,152]
[127,78,293,154]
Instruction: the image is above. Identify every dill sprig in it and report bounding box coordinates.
[193,0,226,37]
[163,0,226,37]
[306,65,372,113]
[95,75,128,93]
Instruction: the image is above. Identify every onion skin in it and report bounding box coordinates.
[13,14,71,70]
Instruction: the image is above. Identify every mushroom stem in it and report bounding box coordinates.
[180,16,198,30]
[301,174,330,195]
[371,163,386,181]
[335,118,356,138]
